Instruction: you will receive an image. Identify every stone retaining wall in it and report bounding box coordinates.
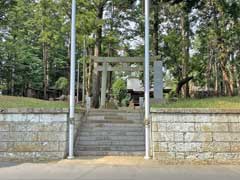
[0,108,84,161]
[151,109,240,161]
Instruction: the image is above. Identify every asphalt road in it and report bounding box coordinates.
[0,157,240,180]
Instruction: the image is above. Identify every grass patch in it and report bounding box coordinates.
[0,96,69,109]
[152,96,240,109]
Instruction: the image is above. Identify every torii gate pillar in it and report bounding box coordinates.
[100,62,108,108]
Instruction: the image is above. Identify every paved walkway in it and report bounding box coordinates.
[0,157,240,180]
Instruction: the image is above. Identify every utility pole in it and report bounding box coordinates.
[68,0,76,159]
[144,0,150,160]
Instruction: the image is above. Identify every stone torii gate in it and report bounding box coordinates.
[91,56,163,108]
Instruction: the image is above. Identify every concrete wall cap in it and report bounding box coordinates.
[151,108,240,114]
[0,108,69,114]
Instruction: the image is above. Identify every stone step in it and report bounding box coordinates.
[79,131,145,136]
[78,135,145,141]
[104,116,124,120]
[86,119,137,124]
[77,146,145,151]
[87,113,142,117]
[87,115,123,120]
[86,118,143,124]
[86,121,144,125]
[87,112,143,119]
[78,128,145,136]
[75,110,145,157]
[81,128,144,132]
[75,150,145,156]
[77,140,145,146]
[80,126,144,130]
[82,123,144,128]
[79,129,145,134]
[88,109,142,113]
[86,118,142,122]
[87,114,143,121]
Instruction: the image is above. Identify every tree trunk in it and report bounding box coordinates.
[92,4,104,108]
[218,41,233,96]
[106,3,114,99]
[66,35,71,95]
[206,49,213,93]
[211,0,234,96]
[107,43,113,98]
[176,76,193,96]
[220,62,234,96]
[238,79,240,95]
[87,55,93,97]
[230,54,236,95]
[43,42,49,100]
[235,64,240,95]
[11,67,15,96]
[214,59,219,96]
[180,11,190,98]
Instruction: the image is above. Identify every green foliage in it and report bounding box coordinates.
[121,95,131,107]
[55,77,68,95]
[152,96,240,109]
[0,96,68,108]
[1,0,240,100]
[112,79,127,106]
[0,85,7,91]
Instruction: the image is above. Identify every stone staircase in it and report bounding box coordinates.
[75,109,145,156]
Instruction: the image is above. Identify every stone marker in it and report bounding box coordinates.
[86,96,91,112]
[154,61,163,101]
[139,97,144,108]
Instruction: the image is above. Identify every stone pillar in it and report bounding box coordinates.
[100,62,108,108]
[139,97,144,108]
[86,96,91,112]
[154,61,163,101]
